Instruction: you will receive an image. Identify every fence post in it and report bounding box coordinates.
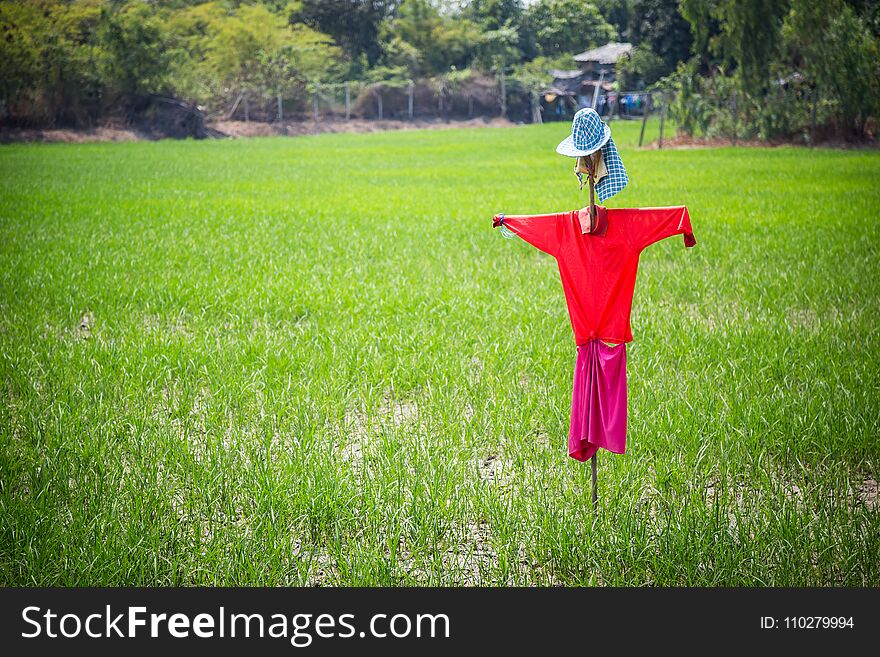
[345,83,351,121]
[408,82,414,120]
[658,96,666,149]
[277,93,283,121]
[809,87,818,147]
[731,90,738,146]
[499,70,507,118]
[227,90,244,120]
[313,86,319,122]
[638,94,650,147]
[377,89,383,120]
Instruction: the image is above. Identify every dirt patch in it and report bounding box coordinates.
[785,307,820,333]
[478,451,511,492]
[211,117,516,139]
[1,117,517,143]
[1,126,141,144]
[643,133,878,150]
[857,478,878,511]
[76,311,95,339]
[339,396,420,467]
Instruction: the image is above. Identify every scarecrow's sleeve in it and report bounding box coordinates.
[625,206,696,251]
[493,211,566,257]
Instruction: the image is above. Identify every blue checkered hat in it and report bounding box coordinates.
[556,108,628,202]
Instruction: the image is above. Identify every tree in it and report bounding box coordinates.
[627,0,694,73]
[710,0,788,93]
[783,0,880,136]
[463,0,524,30]
[97,1,173,103]
[593,0,634,40]
[522,0,616,58]
[206,4,341,109]
[474,25,521,73]
[617,45,666,88]
[385,0,482,75]
[291,0,399,70]
[678,0,721,71]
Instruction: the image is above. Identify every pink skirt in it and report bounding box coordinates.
[568,339,628,461]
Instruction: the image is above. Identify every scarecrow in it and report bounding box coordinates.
[494,108,696,506]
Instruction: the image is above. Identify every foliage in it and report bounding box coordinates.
[618,45,666,89]
[473,25,522,72]
[782,0,880,137]
[671,0,880,139]
[521,0,615,58]
[627,0,694,72]
[0,0,876,137]
[711,0,788,93]
[96,1,173,102]
[462,0,524,31]
[382,1,482,76]
[0,0,105,125]
[660,59,713,136]
[200,4,339,98]
[593,0,634,40]
[291,0,398,70]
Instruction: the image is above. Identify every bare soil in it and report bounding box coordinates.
[1,117,517,144]
[211,116,516,138]
[0,126,142,144]
[643,133,877,150]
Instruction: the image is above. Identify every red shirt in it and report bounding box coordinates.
[494,206,696,345]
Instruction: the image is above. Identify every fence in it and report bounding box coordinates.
[216,74,673,147]
[218,73,546,125]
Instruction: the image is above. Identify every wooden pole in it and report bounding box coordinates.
[591,453,598,509]
[810,87,818,147]
[227,90,244,120]
[377,89,383,120]
[345,82,351,121]
[731,90,738,146]
[587,157,599,510]
[243,94,249,122]
[638,93,650,147]
[313,87,319,122]
[499,70,507,118]
[606,92,616,126]
[591,69,606,110]
[658,97,666,149]
[587,155,597,227]
[408,82,414,120]
[277,93,283,121]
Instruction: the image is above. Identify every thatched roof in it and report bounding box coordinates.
[574,42,633,65]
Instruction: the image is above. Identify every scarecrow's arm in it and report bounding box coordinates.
[624,206,696,251]
[493,211,568,256]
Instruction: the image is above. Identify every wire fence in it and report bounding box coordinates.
[215,74,673,146]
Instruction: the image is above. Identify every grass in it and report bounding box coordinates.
[0,118,878,586]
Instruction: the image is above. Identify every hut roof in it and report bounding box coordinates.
[574,42,633,65]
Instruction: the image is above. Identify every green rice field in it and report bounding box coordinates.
[1,119,878,586]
